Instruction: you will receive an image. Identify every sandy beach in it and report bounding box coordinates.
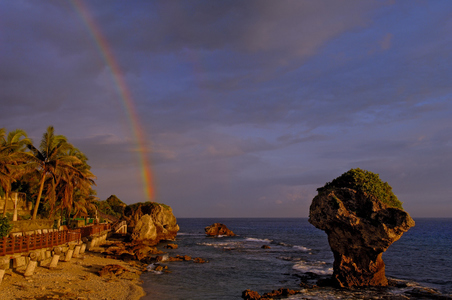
[0,250,146,300]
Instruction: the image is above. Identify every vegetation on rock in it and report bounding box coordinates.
[317,168,403,209]
[125,201,172,216]
[94,195,127,219]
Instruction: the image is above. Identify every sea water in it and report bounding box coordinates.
[141,218,452,299]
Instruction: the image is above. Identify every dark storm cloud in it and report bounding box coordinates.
[1,0,452,217]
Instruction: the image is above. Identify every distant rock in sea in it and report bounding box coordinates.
[205,223,236,236]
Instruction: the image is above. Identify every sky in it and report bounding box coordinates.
[1,0,451,218]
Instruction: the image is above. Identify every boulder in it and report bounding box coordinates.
[193,257,207,263]
[262,288,301,298]
[98,264,128,277]
[166,256,184,262]
[309,187,415,287]
[131,214,157,241]
[164,243,178,249]
[205,223,236,236]
[242,289,262,300]
[242,288,301,300]
[126,203,179,244]
[133,245,160,261]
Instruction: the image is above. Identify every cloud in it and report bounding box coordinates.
[1,0,452,217]
[379,33,393,50]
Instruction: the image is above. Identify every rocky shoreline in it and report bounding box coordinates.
[242,274,452,300]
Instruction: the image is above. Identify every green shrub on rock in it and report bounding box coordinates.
[317,168,403,209]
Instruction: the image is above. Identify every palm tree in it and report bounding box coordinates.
[0,128,9,190]
[0,128,32,217]
[72,190,98,218]
[0,128,11,207]
[52,146,96,220]
[25,126,86,220]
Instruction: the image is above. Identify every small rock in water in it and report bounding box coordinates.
[154,265,164,272]
[242,289,261,300]
[193,257,207,263]
[205,223,236,236]
[164,243,178,249]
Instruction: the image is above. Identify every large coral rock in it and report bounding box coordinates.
[132,214,157,241]
[205,223,236,236]
[309,188,415,287]
[126,203,179,244]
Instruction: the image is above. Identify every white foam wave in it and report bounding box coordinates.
[197,241,240,248]
[293,261,333,275]
[177,232,204,236]
[293,245,311,251]
[146,263,156,271]
[245,237,273,243]
[146,263,163,274]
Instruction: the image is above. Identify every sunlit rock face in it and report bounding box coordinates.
[309,188,415,287]
[125,203,179,245]
[205,223,236,236]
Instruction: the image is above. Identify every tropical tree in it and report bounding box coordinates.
[24,126,93,220]
[0,129,11,202]
[72,189,98,218]
[53,147,96,219]
[0,128,32,217]
[0,128,8,193]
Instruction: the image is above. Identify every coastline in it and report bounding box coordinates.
[0,249,146,300]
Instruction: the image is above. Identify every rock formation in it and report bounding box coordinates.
[98,264,129,277]
[242,288,301,300]
[123,202,179,245]
[205,223,236,236]
[309,187,415,287]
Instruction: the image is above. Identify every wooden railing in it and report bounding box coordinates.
[114,221,127,233]
[78,223,111,238]
[0,230,81,256]
[0,223,111,256]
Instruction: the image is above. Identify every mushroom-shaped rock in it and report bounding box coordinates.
[205,223,236,236]
[309,168,415,287]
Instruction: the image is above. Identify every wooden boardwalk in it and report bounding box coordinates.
[0,223,111,256]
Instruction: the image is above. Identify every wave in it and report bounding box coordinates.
[177,232,205,236]
[245,237,273,243]
[293,261,333,275]
[293,245,311,251]
[197,241,241,248]
[145,264,164,275]
[269,241,311,252]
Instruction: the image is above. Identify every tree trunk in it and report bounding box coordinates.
[31,174,46,220]
[12,193,18,221]
[2,191,9,217]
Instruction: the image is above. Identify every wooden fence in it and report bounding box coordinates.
[0,223,111,256]
[78,223,111,238]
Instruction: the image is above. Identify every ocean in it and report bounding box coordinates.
[141,218,452,299]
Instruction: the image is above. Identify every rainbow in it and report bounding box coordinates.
[71,0,155,201]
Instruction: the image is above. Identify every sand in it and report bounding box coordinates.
[0,250,146,300]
